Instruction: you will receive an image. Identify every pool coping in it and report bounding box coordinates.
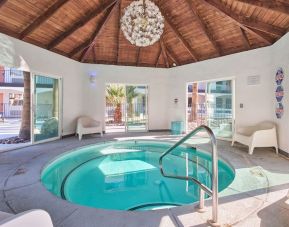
[40,139,235,211]
[1,133,289,227]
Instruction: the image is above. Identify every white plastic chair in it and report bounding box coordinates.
[0,210,53,227]
[231,121,278,155]
[76,116,103,140]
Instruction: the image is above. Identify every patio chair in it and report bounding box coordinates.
[76,116,103,140]
[0,209,53,227]
[231,121,278,155]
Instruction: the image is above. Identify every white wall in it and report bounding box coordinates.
[82,64,169,130]
[82,46,274,133]
[168,47,273,129]
[271,33,289,153]
[0,33,83,135]
[1,31,289,153]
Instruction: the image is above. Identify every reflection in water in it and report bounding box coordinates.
[100,152,154,191]
[101,160,154,191]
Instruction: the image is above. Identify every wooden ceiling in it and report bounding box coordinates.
[0,0,289,68]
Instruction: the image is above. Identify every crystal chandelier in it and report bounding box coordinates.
[121,0,164,47]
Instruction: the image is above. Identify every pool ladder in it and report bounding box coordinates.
[159,125,219,225]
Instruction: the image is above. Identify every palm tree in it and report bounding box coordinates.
[106,84,125,123]
[19,71,31,140]
[126,86,138,118]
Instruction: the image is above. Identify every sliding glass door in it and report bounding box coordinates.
[126,85,148,132]
[206,80,233,138]
[187,79,233,139]
[32,75,61,143]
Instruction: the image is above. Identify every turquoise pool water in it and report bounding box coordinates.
[41,140,235,211]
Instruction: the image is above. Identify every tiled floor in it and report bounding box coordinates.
[0,132,289,227]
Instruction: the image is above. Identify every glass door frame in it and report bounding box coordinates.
[185,77,235,141]
[104,83,149,133]
[124,84,149,133]
[30,72,63,144]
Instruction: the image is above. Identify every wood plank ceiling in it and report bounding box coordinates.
[0,0,289,68]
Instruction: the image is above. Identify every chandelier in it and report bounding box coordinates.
[121,0,164,47]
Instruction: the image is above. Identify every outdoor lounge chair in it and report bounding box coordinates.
[0,209,53,227]
[231,121,278,155]
[76,116,103,140]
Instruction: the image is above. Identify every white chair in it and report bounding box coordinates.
[76,116,103,140]
[0,210,53,227]
[231,121,278,155]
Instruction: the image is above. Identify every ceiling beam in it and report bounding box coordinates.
[240,28,250,50]
[187,0,222,56]
[249,27,276,43]
[79,48,88,62]
[237,0,289,15]
[19,0,70,39]
[0,25,70,57]
[161,52,169,68]
[136,47,141,66]
[116,1,122,63]
[0,25,20,39]
[204,0,285,37]
[241,18,285,37]
[48,0,118,50]
[162,37,180,65]
[68,38,90,57]
[92,46,96,62]
[160,38,170,68]
[166,47,179,66]
[84,59,164,68]
[156,2,198,62]
[69,2,117,58]
[0,0,8,8]
[200,0,273,45]
[203,0,285,37]
[155,44,162,67]
[80,2,118,62]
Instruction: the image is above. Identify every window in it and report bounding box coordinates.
[9,93,23,106]
[216,97,223,108]
[226,98,232,109]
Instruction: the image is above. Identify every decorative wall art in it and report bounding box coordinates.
[275,68,284,85]
[275,67,284,119]
[276,102,284,119]
[275,85,284,102]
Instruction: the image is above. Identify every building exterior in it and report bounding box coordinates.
[0,66,24,119]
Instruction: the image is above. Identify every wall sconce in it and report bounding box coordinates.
[89,72,97,85]
[174,98,178,104]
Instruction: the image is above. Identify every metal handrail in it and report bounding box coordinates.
[159,125,218,225]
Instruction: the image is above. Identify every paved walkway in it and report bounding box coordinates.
[0,118,20,140]
[0,119,30,152]
[0,132,289,226]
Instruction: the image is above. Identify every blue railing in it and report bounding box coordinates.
[105,103,146,125]
[187,103,232,134]
[0,69,55,86]
[0,103,22,118]
[0,103,53,120]
[0,69,24,84]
